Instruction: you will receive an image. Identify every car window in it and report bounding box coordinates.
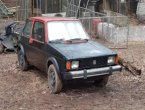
[23,20,32,37]
[32,21,45,42]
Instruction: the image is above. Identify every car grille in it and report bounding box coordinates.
[79,56,108,70]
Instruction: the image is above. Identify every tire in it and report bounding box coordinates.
[0,41,4,54]
[94,76,109,87]
[18,51,28,71]
[47,64,63,94]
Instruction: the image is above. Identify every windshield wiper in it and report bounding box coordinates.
[49,39,64,43]
[69,38,89,41]
[49,38,89,43]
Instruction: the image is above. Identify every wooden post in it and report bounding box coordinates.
[45,0,48,13]
[103,0,111,11]
[31,0,33,16]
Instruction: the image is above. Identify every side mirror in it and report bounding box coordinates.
[29,37,33,44]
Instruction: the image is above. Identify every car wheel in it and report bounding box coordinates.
[94,76,109,87]
[47,64,63,94]
[0,41,4,54]
[18,51,28,71]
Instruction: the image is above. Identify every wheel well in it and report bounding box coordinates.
[47,61,53,68]
[47,59,62,81]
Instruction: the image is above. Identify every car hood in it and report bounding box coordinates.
[50,40,116,60]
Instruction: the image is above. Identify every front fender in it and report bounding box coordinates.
[46,57,61,78]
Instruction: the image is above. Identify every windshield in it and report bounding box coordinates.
[47,21,89,41]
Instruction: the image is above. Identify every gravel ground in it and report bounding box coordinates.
[0,52,145,110]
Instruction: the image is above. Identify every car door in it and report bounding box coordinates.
[21,19,33,61]
[28,21,47,71]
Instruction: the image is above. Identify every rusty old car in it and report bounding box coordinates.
[17,17,122,94]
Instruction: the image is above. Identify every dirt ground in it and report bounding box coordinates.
[0,46,145,110]
[115,43,145,73]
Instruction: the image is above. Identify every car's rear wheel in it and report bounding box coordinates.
[94,76,109,87]
[18,51,28,71]
[47,64,63,94]
[0,41,4,54]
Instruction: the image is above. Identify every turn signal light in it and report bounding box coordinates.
[66,61,71,70]
[115,55,119,64]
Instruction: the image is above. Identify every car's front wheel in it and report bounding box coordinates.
[0,41,4,54]
[94,76,109,87]
[47,64,63,94]
[18,51,28,71]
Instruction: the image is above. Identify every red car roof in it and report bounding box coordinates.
[30,16,79,22]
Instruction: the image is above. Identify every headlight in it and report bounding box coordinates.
[66,61,79,70]
[108,56,115,65]
[71,61,79,69]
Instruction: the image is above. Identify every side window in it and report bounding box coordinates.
[23,20,32,37]
[32,21,45,42]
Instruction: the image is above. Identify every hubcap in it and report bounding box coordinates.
[48,69,56,89]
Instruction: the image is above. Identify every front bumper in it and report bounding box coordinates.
[64,65,122,80]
